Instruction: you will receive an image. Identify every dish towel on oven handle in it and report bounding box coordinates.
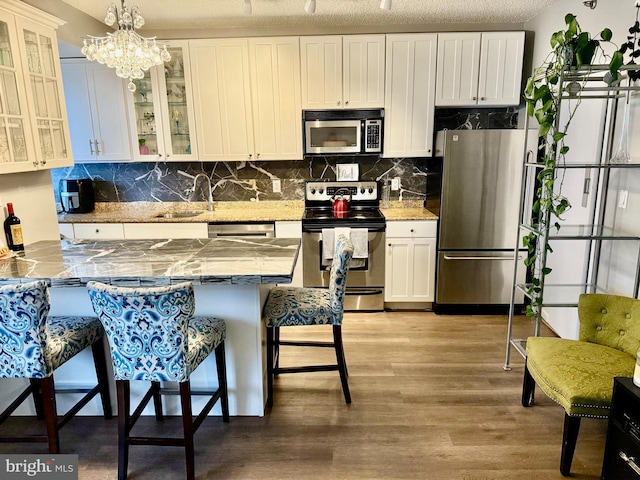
[321,228,368,269]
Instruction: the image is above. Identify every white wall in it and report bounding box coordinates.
[0,171,61,248]
[525,0,640,338]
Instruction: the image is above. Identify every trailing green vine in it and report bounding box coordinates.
[522,13,614,317]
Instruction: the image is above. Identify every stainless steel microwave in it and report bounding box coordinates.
[303,109,384,155]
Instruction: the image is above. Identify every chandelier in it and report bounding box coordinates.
[81,0,171,92]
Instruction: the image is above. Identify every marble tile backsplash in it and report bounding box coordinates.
[51,107,517,204]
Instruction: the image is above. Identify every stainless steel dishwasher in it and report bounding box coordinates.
[207,222,275,238]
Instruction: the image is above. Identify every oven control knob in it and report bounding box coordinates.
[319,188,324,194]
[368,188,374,194]
[360,188,365,194]
[310,188,316,194]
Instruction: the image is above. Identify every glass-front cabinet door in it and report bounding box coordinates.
[129,41,197,161]
[16,17,71,169]
[0,11,36,173]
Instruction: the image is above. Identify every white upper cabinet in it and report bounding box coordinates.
[477,32,525,106]
[62,60,131,162]
[190,38,254,161]
[248,37,302,161]
[0,1,71,174]
[436,31,524,107]
[301,35,385,109]
[191,37,302,162]
[384,34,437,158]
[127,41,198,162]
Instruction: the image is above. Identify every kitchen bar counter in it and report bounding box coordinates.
[58,200,438,224]
[0,238,300,417]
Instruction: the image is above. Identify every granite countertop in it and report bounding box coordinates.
[58,200,439,224]
[0,238,300,287]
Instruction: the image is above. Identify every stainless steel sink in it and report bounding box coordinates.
[154,211,204,219]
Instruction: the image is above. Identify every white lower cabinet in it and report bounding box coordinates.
[62,223,209,240]
[122,223,208,239]
[385,220,437,304]
[275,221,303,287]
[72,223,125,240]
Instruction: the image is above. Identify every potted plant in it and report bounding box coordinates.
[522,13,615,317]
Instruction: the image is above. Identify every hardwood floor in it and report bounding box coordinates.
[0,311,608,479]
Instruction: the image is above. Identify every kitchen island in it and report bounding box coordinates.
[0,237,300,417]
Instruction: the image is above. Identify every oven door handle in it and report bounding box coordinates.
[345,289,383,296]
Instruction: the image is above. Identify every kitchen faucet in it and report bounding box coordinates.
[192,173,214,211]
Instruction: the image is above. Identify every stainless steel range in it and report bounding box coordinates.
[302,180,386,311]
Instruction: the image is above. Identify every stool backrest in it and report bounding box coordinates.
[329,235,354,324]
[0,280,51,378]
[87,281,195,382]
[578,293,640,357]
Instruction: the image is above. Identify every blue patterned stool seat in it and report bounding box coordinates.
[263,235,354,407]
[264,287,333,327]
[87,280,229,480]
[0,280,112,453]
[43,316,104,374]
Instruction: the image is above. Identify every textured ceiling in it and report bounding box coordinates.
[58,0,559,30]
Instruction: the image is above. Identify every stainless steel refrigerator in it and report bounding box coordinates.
[435,129,528,306]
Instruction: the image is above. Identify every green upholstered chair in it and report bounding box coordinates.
[522,293,640,476]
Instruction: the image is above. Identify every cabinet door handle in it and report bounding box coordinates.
[619,451,640,476]
[248,154,252,159]
[95,228,100,233]
[89,139,94,155]
[32,160,38,168]
[473,96,477,101]
[480,97,486,101]
[337,100,341,106]
[94,139,100,155]
[410,229,414,233]
[257,153,260,159]
[345,100,349,105]
[40,159,46,166]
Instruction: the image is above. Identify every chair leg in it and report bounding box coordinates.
[39,376,60,454]
[151,381,163,421]
[179,381,195,480]
[522,364,535,407]
[333,325,351,404]
[274,327,280,374]
[215,342,230,422]
[116,380,130,480]
[560,413,581,476]
[266,326,275,408]
[30,379,45,420]
[91,340,113,419]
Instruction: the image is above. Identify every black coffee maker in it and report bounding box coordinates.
[59,179,95,213]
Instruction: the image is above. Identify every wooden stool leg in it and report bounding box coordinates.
[116,380,130,480]
[39,376,60,454]
[560,413,581,476]
[91,340,113,419]
[274,327,281,374]
[179,381,195,480]
[266,326,275,408]
[333,325,351,404]
[151,381,163,421]
[522,364,536,407]
[30,379,45,420]
[215,342,230,422]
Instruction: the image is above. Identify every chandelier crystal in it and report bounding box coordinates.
[81,0,171,92]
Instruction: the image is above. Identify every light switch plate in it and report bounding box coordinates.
[391,177,400,191]
[272,179,281,193]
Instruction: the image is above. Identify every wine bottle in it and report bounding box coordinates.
[4,203,24,251]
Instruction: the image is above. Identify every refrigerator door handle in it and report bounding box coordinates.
[443,255,524,261]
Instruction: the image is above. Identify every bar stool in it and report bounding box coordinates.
[0,280,112,453]
[262,234,354,407]
[86,281,229,480]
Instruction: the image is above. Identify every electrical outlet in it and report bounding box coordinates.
[272,179,281,193]
[391,177,400,191]
[619,190,629,209]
